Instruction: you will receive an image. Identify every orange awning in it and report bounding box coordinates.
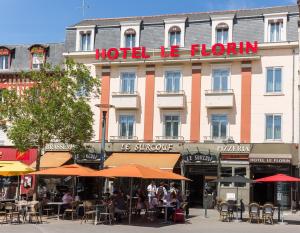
[104,153,180,171]
[29,164,96,176]
[30,152,72,170]
[87,164,189,180]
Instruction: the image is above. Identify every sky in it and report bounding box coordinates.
[0,0,297,44]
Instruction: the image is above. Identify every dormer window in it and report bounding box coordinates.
[0,47,11,70]
[80,31,91,51]
[125,29,136,48]
[268,19,283,42]
[169,26,181,46]
[216,23,229,44]
[75,26,95,52]
[29,45,47,70]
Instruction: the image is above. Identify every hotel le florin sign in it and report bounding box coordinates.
[95,41,258,60]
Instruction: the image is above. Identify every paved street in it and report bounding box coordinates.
[2,209,300,233]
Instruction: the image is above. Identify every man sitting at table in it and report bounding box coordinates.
[61,191,73,213]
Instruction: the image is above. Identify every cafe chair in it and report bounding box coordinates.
[219,202,231,222]
[27,202,43,224]
[262,203,274,224]
[63,201,80,220]
[0,203,6,225]
[81,201,96,224]
[248,202,260,223]
[5,202,21,224]
[98,203,114,225]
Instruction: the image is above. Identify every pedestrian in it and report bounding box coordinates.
[147,181,157,204]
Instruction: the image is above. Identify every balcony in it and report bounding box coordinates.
[155,136,184,142]
[110,136,139,142]
[157,91,185,109]
[205,89,234,108]
[111,92,140,109]
[203,136,235,143]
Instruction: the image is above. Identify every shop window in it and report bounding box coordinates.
[0,55,9,70]
[165,71,181,93]
[169,26,181,46]
[124,28,136,48]
[234,167,246,187]
[212,68,229,92]
[221,167,232,187]
[164,115,180,139]
[119,115,135,139]
[266,67,282,93]
[266,114,282,140]
[211,114,228,140]
[120,72,136,94]
[80,31,91,51]
[216,23,229,44]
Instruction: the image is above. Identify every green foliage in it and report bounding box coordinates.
[0,59,100,169]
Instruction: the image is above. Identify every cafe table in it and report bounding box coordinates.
[160,204,175,224]
[47,202,64,220]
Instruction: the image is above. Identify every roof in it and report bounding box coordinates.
[30,152,72,170]
[71,5,299,27]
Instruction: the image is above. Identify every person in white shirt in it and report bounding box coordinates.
[156,182,167,203]
[147,181,157,204]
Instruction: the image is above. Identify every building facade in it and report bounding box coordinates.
[64,5,300,207]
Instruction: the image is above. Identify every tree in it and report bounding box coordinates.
[0,59,100,174]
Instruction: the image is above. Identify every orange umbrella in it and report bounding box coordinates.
[29,164,96,176]
[85,164,189,180]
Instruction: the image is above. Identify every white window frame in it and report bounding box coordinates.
[32,53,44,70]
[162,112,181,139]
[210,114,228,140]
[265,66,283,94]
[75,26,95,51]
[164,18,186,48]
[210,64,231,92]
[163,66,183,93]
[120,21,141,48]
[265,113,282,141]
[0,55,9,70]
[119,68,137,94]
[118,113,136,139]
[263,13,287,43]
[210,14,234,45]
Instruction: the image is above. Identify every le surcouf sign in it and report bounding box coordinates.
[95,41,258,60]
[121,143,174,152]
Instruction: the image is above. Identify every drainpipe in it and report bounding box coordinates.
[292,49,295,144]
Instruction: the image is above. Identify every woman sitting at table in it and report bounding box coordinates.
[167,192,179,220]
[61,191,73,213]
[135,188,146,216]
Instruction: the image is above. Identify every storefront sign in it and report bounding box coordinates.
[217,144,250,153]
[95,41,258,61]
[79,153,101,161]
[45,143,74,151]
[120,143,174,152]
[249,158,291,164]
[221,154,249,160]
[185,153,217,163]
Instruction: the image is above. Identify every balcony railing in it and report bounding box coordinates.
[203,136,235,143]
[110,136,139,141]
[157,90,185,109]
[205,89,234,108]
[111,92,140,109]
[155,136,184,141]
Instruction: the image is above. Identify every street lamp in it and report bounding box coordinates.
[95,104,114,170]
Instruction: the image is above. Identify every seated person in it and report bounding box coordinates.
[167,192,178,220]
[113,191,127,222]
[61,191,73,213]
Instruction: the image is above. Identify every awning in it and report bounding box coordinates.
[104,153,180,171]
[249,143,295,164]
[30,152,72,170]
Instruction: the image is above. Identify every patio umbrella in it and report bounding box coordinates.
[255,174,300,182]
[87,164,189,224]
[0,161,35,200]
[29,164,96,176]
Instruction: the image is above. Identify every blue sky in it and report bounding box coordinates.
[0,0,297,44]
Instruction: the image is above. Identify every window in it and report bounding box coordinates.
[216,23,229,44]
[124,29,136,48]
[119,115,135,139]
[0,89,3,102]
[234,167,246,187]
[221,167,232,187]
[165,71,181,93]
[164,115,180,139]
[169,26,181,46]
[211,115,227,139]
[0,55,8,70]
[266,114,282,140]
[80,32,91,51]
[32,53,44,69]
[268,20,283,42]
[212,69,229,91]
[266,67,282,93]
[120,72,136,94]
[221,167,247,187]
